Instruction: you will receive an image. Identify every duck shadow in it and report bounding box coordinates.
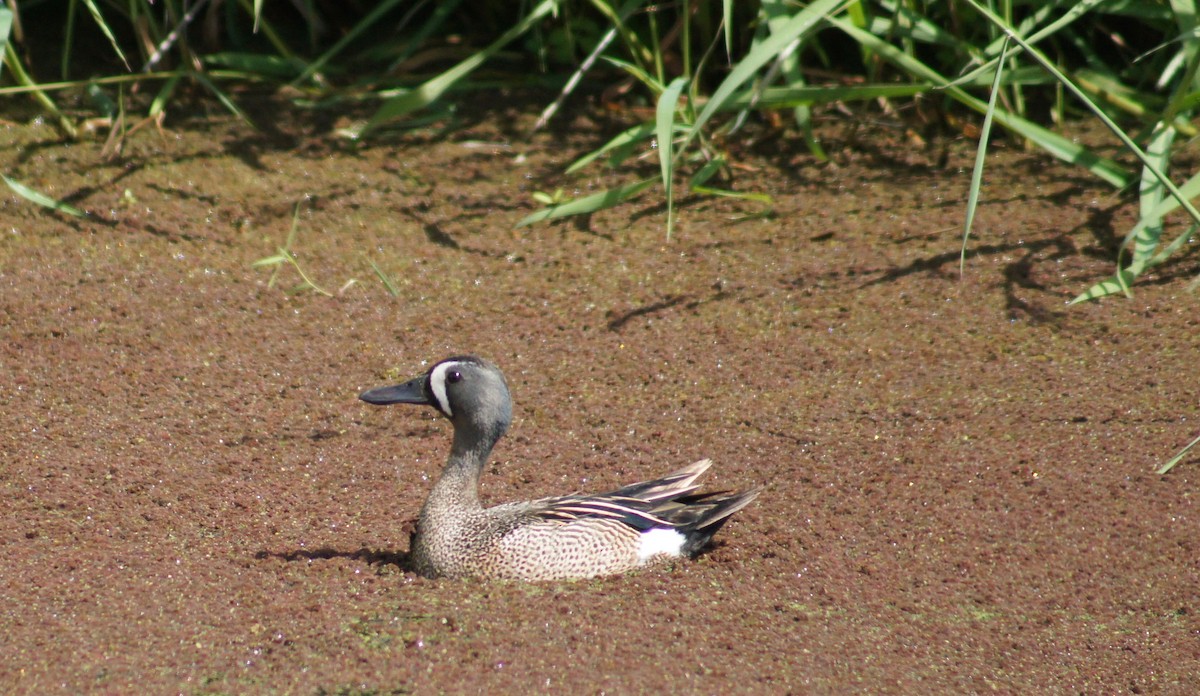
[256,546,411,572]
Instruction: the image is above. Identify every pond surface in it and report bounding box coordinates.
[2,100,1198,692]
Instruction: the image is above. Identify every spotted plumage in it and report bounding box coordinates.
[360,355,761,581]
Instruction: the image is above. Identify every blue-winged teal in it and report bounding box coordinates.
[360,355,761,581]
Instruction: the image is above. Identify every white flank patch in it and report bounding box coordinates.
[637,527,685,563]
[428,362,457,416]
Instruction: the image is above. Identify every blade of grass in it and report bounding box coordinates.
[657,76,688,239]
[80,0,130,70]
[534,0,644,131]
[385,0,461,72]
[1070,166,1200,302]
[252,200,333,296]
[516,178,656,227]
[1069,220,1200,303]
[290,0,409,86]
[684,0,851,160]
[232,0,299,64]
[689,157,725,190]
[1132,124,1176,268]
[282,247,332,297]
[721,82,942,109]
[963,0,1200,299]
[723,0,733,59]
[961,36,1010,275]
[190,70,257,129]
[205,52,306,79]
[951,0,1106,89]
[689,185,773,204]
[590,0,654,71]
[1157,430,1200,474]
[2,43,77,138]
[0,71,179,96]
[357,0,556,137]
[830,15,1131,188]
[761,0,822,156]
[0,7,11,82]
[2,174,87,217]
[601,56,661,93]
[368,258,400,297]
[61,0,76,80]
[566,122,656,174]
[149,74,182,118]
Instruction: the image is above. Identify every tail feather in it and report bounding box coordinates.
[606,459,712,502]
[664,487,762,557]
[529,459,759,556]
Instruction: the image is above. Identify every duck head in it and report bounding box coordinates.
[360,355,513,446]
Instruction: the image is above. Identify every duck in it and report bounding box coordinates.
[359,355,760,581]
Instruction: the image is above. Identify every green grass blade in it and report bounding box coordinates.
[689,185,773,204]
[686,0,851,157]
[830,16,1131,188]
[963,0,1200,300]
[1068,171,1200,303]
[1069,221,1199,304]
[869,0,980,52]
[723,0,733,59]
[0,7,11,82]
[689,157,724,190]
[2,43,77,138]
[280,248,332,297]
[566,122,655,174]
[601,56,661,92]
[722,82,938,109]
[291,0,408,86]
[61,0,77,81]
[250,255,288,268]
[1132,124,1176,269]
[190,71,256,129]
[2,174,86,217]
[516,178,656,227]
[358,0,556,137]
[657,76,688,239]
[961,36,1010,275]
[80,0,130,70]
[385,0,465,71]
[952,0,1105,89]
[1157,430,1200,474]
[232,0,298,63]
[368,258,400,297]
[205,52,306,79]
[150,74,182,118]
[963,1,1179,192]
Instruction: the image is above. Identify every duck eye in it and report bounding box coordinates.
[447,370,463,384]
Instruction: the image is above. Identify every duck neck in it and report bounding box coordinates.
[422,425,499,514]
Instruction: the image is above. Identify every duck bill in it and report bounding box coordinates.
[359,376,429,406]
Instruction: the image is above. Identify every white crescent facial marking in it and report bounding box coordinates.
[637,527,685,563]
[428,362,458,417]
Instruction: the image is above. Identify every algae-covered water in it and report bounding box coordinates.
[2,103,1198,692]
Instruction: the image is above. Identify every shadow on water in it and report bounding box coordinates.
[845,196,1200,322]
[605,283,742,332]
[257,547,411,573]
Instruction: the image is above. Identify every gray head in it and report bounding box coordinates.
[360,356,513,445]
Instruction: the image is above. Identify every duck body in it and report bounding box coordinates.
[360,355,760,581]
